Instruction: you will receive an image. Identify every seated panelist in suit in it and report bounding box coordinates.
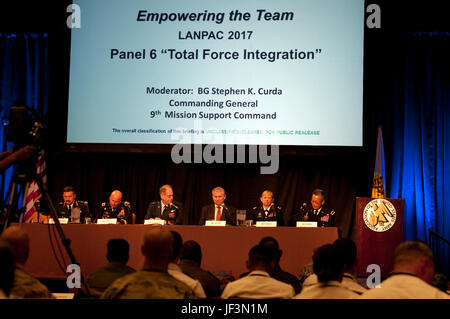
[199,187,236,226]
[144,185,183,225]
[56,186,91,223]
[99,190,135,224]
[249,190,284,226]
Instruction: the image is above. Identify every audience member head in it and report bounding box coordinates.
[141,226,173,270]
[180,240,202,266]
[160,185,174,205]
[312,243,344,282]
[170,231,183,263]
[1,225,29,266]
[0,239,15,297]
[106,238,130,264]
[63,186,77,206]
[393,241,435,284]
[109,190,123,208]
[333,237,357,273]
[311,189,325,210]
[246,244,276,274]
[259,237,282,264]
[211,187,226,206]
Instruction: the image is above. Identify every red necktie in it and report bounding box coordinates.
[216,206,222,221]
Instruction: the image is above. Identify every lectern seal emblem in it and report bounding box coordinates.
[363,199,396,232]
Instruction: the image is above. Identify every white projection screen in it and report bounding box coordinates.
[67,0,364,147]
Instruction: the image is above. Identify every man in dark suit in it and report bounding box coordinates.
[249,190,284,225]
[56,186,90,223]
[199,187,236,225]
[144,185,183,225]
[292,188,336,227]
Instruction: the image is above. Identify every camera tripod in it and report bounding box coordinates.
[1,164,33,230]
[0,162,92,297]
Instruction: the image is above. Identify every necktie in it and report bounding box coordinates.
[67,205,71,217]
[264,209,269,217]
[216,206,222,221]
[162,205,168,217]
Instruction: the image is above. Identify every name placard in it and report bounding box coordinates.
[48,218,69,224]
[296,221,318,228]
[205,220,226,227]
[144,219,165,225]
[97,218,117,224]
[53,293,75,299]
[255,221,277,227]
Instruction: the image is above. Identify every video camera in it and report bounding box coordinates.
[6,106,46,148]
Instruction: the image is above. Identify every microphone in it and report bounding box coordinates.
[170,203,179,210]
[300,203,307,211]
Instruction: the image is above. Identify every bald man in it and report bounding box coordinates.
[99,190,134,224]
[1,226,54,298]
[359,241,450,299]
[101,226,196,299]
[145,185,184,225]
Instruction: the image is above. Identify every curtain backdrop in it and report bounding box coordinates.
[1,31,449,276]
[389,33,450,275]
[0,32,50,209]
[366,32,450,276]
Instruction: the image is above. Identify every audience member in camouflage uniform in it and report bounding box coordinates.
[87,238,136,296]
[1,226,54,298]
[101,226,196,299]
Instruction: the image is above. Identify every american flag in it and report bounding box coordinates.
[371,126,386,199]
[24,149,47,223]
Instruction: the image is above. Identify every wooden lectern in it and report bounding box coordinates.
[355,197,404,278]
